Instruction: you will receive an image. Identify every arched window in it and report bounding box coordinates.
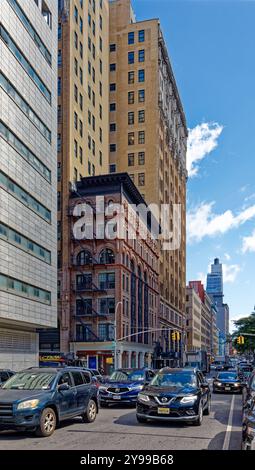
[77,250,92,266]
[99,248,115,264]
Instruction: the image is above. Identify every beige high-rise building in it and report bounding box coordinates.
[108,0,187,364]
[39,0,110,353]
[186,287,202,351]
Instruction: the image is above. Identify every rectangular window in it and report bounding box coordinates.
[128,51,134,64]
[138,89,145,102]
[128,112,134,125]
[74,84,78,102]
[74,58,78,75]
[110,44,116,52]
[58,23,62,40]
[128,71,135,84]
[110,123,116,132]
[0,273,51,305]
[57,77,61,96]
[128,153,134,166]
[109,164,116,173]
[110,63,116,72]
[99,298,115,315]
[138,110,145,123]
[0,170,51,222]
[58,49,62,66]
[110,83,116,92]
[110,103,116,112]
[138,49,145,62]
[110,144,116,153]
[74,31,78,49]
[0,120,51,182]
[76,299,92,316]
[74,139,78,158]
[128,132,135,145]
[128,32,135,45]
[138,69,145,82]
[138,131,145,144]
[128,91,135,104]
[79,146,83,164]
[74,112,78,129]
[138,151,145,165]
[0,72,51,143]
[57,133,61,152]
[139,30,145,42]
[74,5,78,23]
[99,273,115,290]
[138,173,145,186]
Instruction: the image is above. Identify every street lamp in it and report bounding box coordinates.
[114,301,122,369]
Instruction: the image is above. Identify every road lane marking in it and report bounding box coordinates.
[222,395,235,450]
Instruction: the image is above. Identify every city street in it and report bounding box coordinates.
[0,384,243,450]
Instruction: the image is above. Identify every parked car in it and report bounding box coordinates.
[242,369,255,406]
[136,367,211,426]
[0,370,15,385]
[241,397,255,450]
[0,367,98,437]
[213,371,244,393]
[99,368,155,407]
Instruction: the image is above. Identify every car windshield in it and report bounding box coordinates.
[217,373,238,380]
[2,372,56,390]
[150,372,196,388]
[110,370,144,381]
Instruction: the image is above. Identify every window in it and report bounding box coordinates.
[79,120,83,137]
[77,250,92,266]
[0,120,51,183]
[80,17,83,34]
[110,103,116,112]
[138,173,145,186]
[99,104,102,119]
[110,83,116,92]
[98,324,114,341]
[138,151,145,165]
[110,44,116,52]
[99,298,115,315]
[58,23,62,40]
[74,84,78,102]
[74,112,78,129]
[110,123,116,132]
[100,15,103,30]
[99,249,115,264]
[110,144,116,153]
[99,273,115,290]
[0,273,51,305]
[79,93,83,111]
[58,77,61,96]
[128,51,135,64]
[128,112,134,125]
[109,164,116,173]
[76,324,93,342]
[128,132,135,145]
[128,32,135,45]
[57,133,61,152]
[128,71,135,84]
[138,69,145,82]
[138,131,145,144]
[80,67,83,84]
[74,167,77,181]
[100,59,102,74]
[139,30,145,42]
[74,58,78,75]
[128,91,135,104]
[74,140,78,158]
[79,146,83,164]
[138,89,145,102]
[0,24,51,103]
[138,110,145,123]
[0,221,51,264]
[74,6,78,23]
[128,153,134,166]
[80,41,83,59]
[74,31,78,49]
[138,49,145,62]
[76,299,92,316]
[99,151,102,166]
[110,63,116,72]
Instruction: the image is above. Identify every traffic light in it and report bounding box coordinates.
[237,336,245,345]
[171,331,176,341]
[176,332,181,341]
[171,331,181,341]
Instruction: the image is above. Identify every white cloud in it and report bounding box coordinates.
[224,253,231,261]
[187,201,255,243]
[222,263,241,283]
[187,122,223,177]
[242,230,255,253]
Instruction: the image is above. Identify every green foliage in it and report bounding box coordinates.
[233,312,255,352]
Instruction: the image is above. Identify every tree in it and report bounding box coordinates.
[233,310,255,353]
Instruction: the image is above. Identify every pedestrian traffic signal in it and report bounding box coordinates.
[171,331,176,341]
[237,335,245,345]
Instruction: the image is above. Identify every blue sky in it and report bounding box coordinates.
[132,0,255,328]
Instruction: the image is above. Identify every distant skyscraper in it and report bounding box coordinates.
[206,258,229,355]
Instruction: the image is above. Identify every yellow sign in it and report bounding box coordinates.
[106,357,113,364]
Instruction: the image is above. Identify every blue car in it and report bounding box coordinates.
[0,367,98,437]
[99,368,155,407]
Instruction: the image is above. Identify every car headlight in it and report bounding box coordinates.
[138,393,150,402]
[215,382,222,386]
[17,399,39,410]
[234,383,240,387]
[99,386,107,391]
[247,426,255,436]
[135,385,144,391]
[180,395,198,404]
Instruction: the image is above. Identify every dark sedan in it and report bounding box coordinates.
[99,368,155,406]
[136,367,211,426]
[213,372,243,393]
[242,398,255,450]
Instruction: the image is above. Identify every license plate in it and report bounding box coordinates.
[158,407,170,415]
[225,387,231,391]
[113,395,121,400]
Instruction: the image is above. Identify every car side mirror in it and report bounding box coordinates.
[58,383,70,391]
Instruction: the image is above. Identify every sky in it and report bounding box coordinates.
[132,0,255,330]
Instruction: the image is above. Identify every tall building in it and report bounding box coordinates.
[45,0,110,353]
[0,0,58,369]
[185,287,202,351]
[66,173,159,374]
[108,0,187,364]
[206,258,229,355]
